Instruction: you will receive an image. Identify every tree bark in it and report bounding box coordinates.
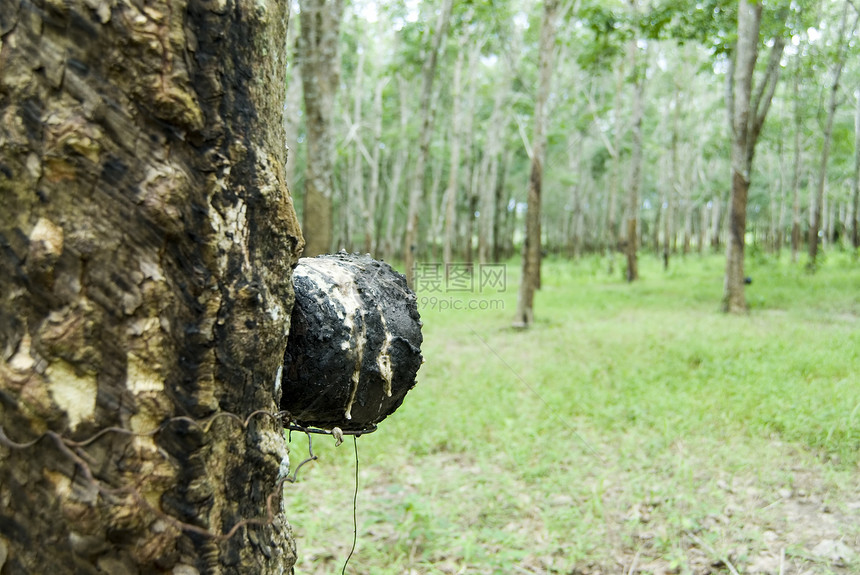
[853,86,860,252]
[404,0,452,288]
[443,49,465,272]
[0,1,303,573]
[723,0,785,313]
[514,0,559,327]
[724,0,759,313]
[384,75,410,261]
[791,74,804,263]
[626,53,644,283]
[299,0,344,256]
[366,77,387,255]
[809,1,858,268]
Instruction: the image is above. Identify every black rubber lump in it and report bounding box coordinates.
[280,253,423,432]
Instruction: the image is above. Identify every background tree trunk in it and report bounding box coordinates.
[853,86,860,252]
[724,0,785,313]
[809,0,857,268]
[443,49,465,272]
[626,31,644,283]
[791,74,804,263]
[299,0,344,256]
[514,0,559,327]
[0,1,302,573]
[404,0,452,288]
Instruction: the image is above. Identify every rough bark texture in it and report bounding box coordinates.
[0,0,303,572]
[514,0,558,328]
[298,0,343,257]
[282,254,422,432]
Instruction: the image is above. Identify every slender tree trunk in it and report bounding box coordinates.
[514,0,559,327]
[853,87,860,252]
[428,150,446,260]
[606,63,624,273]
[724,0,785,312]
[284,13,302,194]
[809,0,858,269]
[404,0,452,288]
[299,0,344,256]
[384,75,410,261]
[0,2,302,572]
[626,50,644,283]
[461,45,482,266]
[443,50,465,271]
[724,1,759,313]
[777,160,787,256]
[791,76,804,263]
[711,197,721,251]
[365,77,387,255]
[493,151,511,262]
[346,46,366,252]
[665,87,681,268]
[478,67,510,264]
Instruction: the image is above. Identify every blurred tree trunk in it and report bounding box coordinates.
[791,74,804,263]
[776,151,788,255]
[493,151,512,262]
[366,77,387,255]
[384,75,410,261]
[461,44,482,266]
[809,0,857,269]
[853,86,860,252]
[284,13,302,194]
[0,1,303,573]
[478,74,508,264]
[299,0,344,256]
[514,0,559,327]
[345,45,367,252]
[606,62,624,273]
[723,0,785,313]
[625,20,644,283]
[404,0,452,288]
[710,196,721,251]
[443,49,465,272]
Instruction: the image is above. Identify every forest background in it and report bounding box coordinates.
[283,1,860,574]
[286,0,860,318]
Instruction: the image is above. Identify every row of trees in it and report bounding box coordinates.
[288,0,860,320]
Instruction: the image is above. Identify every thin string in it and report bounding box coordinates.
[342,436,360,574]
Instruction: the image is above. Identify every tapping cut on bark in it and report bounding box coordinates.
[281,253,423,432]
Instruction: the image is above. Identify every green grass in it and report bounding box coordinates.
[285,251,860,575]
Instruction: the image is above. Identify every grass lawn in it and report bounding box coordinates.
[285,251,860,575]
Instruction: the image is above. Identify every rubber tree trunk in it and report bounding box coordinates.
[626,43,644,283]
[0,1,303,573]
[443,49,464,272]
[724,1,759,313]
[723,0,785,313]
[403,0,452,288]
[853,86,860,251]
[299,0,344,256]
[514,0,559,327]
[809,0,857,269]
[791,74,804,263]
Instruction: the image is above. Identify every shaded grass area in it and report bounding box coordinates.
[285,252,860,574]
